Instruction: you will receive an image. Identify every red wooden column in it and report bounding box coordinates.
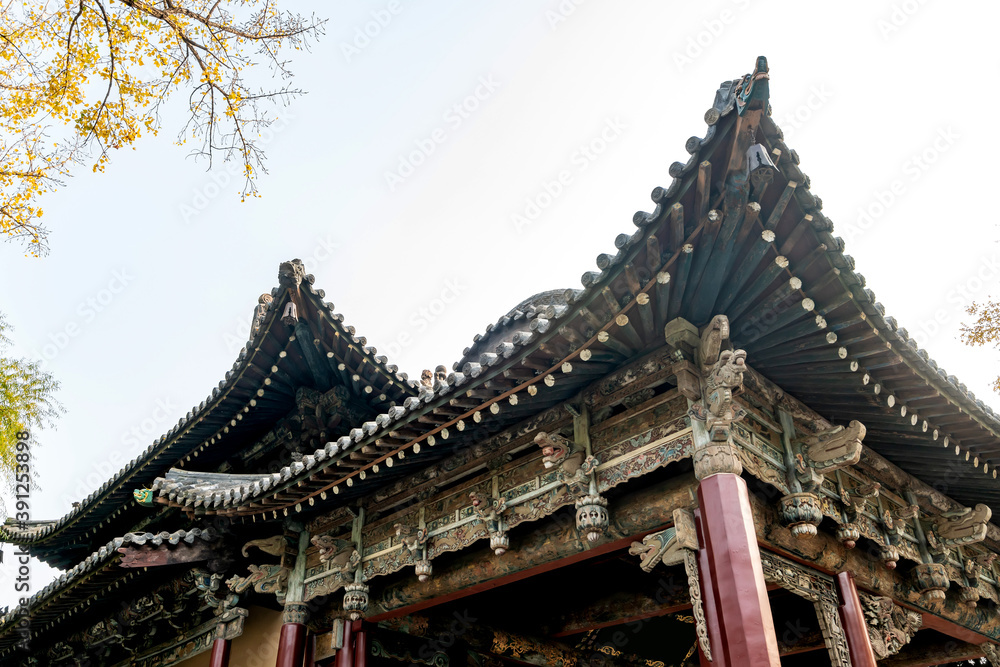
[209,637,231,667]
[335,619,355,667]
[836,571,878,667]
[303,630,316,667]
[276,621,307,667]
[277,530,311,667]
[353,621,368,667]
[697,472,781,666]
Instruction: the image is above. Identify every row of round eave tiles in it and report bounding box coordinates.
[160,355,586,510]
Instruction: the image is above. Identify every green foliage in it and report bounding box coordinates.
[0,314,63,478]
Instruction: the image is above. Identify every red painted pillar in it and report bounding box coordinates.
[697,473,781,666]
[836,571,878,667]
[275,622,307,667]
[353,621,368,667]
[303,631,316,667]
[335,619,354,667]
[210,638,231,667]
[695,510,727,667]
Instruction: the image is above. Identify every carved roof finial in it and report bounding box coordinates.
[736,55,770,117]
[278,258,306,289]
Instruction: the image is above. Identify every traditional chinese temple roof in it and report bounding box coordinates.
[3,265,418,569]
[0,527,216,654]
[12,54,1000,599]
[135,61,1000,525]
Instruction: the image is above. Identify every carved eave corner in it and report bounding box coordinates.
[719,338,1000,602]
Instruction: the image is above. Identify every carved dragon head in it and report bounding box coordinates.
[534,431,580,471]
[310,534,357,565]
[133,488,154,507]
[708,349,746,389]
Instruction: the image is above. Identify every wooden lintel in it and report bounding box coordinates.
[375,615,640,667]
[550,585,691,637]
[117,542,216,568]
[365,475,694,619]
[920,612,990,644]
[363,469,1000,642]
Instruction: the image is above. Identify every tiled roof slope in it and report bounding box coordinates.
[147,58,1000,518]
[3,262,418,568]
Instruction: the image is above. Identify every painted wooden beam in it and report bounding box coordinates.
[117,541,217,568]
[365,475,696,619]
[549,581,692,636]
[359,466,1000,644]
[751,499,1000,642]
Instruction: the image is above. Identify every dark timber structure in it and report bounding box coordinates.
[3,57,1000,667]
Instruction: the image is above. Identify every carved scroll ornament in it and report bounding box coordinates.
[859,593,922,660]
[793,421,865,496]
[395,522,432,581]
[242,534,286,558]
[226,563,288,599]
[837,482,879,549]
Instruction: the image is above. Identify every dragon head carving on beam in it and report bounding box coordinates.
[534,431,598,499]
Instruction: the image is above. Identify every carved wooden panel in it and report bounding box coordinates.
[760,550,850,667]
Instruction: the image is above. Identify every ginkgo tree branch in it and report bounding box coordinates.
[0,0,324,256]
[961,300,1000,392]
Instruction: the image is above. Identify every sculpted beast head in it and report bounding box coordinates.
[278,259,306,289]
[310,534,357,565]
[534,431,579,470]
[712,349,746,385]
[133,489,154,507]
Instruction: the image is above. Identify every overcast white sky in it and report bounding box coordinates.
[1,0,998,606]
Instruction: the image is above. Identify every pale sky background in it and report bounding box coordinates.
[1,0,998,606]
